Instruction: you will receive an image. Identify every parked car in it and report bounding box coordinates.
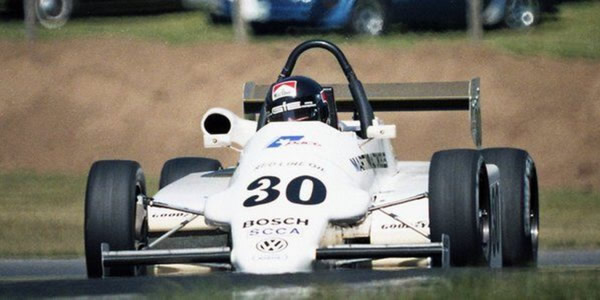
[210,0,540,35]
[0,0,186,28]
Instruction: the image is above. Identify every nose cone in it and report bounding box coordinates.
[229,215,327,274]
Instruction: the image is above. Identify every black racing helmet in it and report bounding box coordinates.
[265,76,330,123]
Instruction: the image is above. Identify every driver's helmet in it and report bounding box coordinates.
[265,76,329,123]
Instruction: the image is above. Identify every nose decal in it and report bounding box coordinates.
[256,238,289,253]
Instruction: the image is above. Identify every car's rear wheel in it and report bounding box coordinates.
[482,148,539,266]
[84,160,148,278]
[429,149,498,266]
[349,0,386,36]
[504,0,540,29]
[159,157,222,189]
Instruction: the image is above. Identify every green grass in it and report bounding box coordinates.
[540,189,600,249]
[0,170,598,257]
[0,170,158,258]
[486,1,600,59]
[1,1,600,58]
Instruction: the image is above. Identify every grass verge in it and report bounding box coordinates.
[1,2,599,59]
[0,170,598,257]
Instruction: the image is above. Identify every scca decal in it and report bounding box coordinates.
[350,152,388,171]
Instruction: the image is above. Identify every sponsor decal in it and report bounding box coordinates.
[254,161,324,172]
[252,253,289,261]
[243,217,309,228]
[270,101,316,116]
[381,221,428,230]
[256,238,288,253]
[151,212,187,218]
[249,227,301,237]
[267,136,321,148]
[350,152,388,171]
[272,81,297,100]
[319,90,328,104]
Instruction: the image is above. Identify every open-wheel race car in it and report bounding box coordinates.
[84,40,539,278]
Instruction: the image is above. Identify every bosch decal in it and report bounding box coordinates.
[272,80,297,100]
[256,238,289,253]
[350,152,388,171]
[243,217,309,228]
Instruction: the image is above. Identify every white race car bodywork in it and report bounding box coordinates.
[89,41,539,278]
[147,109,498,274]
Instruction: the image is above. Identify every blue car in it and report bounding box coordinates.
[210,0,540,35]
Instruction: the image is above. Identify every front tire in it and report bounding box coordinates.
[429,149,494,266]
[482,148,539,266]
[84,160,148,278]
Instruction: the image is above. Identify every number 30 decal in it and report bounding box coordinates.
[243,175,327,207]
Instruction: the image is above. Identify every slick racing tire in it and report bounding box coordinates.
[159,157,222,189]
[504,0,540,29]
[349,0,386,36]
[429,149,498,267]
[482,148,539,267]
[84,160,148,278]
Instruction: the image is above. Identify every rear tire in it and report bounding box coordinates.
[159,157,222,189]
[482,148,539,266]
[429,149,493,266]
[84,160,148,278]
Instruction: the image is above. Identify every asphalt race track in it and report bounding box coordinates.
[1,250,599,298]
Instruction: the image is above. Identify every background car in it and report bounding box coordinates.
[210,0,541,35]
[0,0,190,28]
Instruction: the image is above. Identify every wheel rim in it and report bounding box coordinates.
[38,0,62,17]
[506,0,538,28]
[134,183,148,250]
[525,157,539,262]
[478,165,491,262]
[36,0,71,28]
[354,7,384,35]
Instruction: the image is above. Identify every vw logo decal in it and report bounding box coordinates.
[256,238,288,253]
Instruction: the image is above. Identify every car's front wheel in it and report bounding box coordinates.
[84,160,148,278]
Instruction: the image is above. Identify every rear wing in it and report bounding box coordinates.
[242,78,481,148]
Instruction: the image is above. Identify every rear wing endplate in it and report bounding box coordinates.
[243,78,481,148]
